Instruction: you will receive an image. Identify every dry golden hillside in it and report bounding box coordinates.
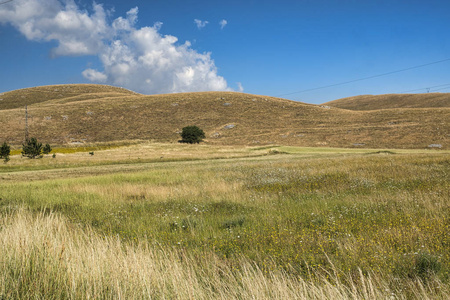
[323,93,450,110]
[0,84,137,110]
[0,84,448,149]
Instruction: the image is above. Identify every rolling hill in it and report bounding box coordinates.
[323,93,450,111]
[0,84,448,149]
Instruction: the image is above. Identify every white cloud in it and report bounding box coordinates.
[93,23,229,94]
[112,7,138,32]
[237,82,244,92]
[0,1,231,94]
[82,68,107,83]
[194,19,208,29]
[219,19,227,29]
[0,0,110,56]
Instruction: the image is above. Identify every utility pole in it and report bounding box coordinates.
[25,105,29,142]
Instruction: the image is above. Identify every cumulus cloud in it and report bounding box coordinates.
[0,0,230,94]
[82,68,107,83]
[0,0,110,56]
[219,19,227,29]
[194,19,208,29]
[96,22,229,93]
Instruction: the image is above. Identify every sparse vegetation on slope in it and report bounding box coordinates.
[323,93,450,110]
[0,84,136,110]
[0,84,448,149]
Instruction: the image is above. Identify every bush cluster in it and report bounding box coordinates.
[22,138,52,159]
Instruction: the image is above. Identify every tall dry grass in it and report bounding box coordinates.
[1,209,448,299]
[1,147,449,299]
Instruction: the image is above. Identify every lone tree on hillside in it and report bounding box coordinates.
[0,141,10,162]
[22,137,43,159]
[179,126,205,144]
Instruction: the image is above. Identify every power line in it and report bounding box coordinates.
[0,0,14,5]
[277,58,450,97]
[430,86,450,92]
[400,83,450,93]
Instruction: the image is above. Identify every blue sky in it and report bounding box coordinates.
[1,0,450,104]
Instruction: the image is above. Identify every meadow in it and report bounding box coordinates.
[0,143,449,299]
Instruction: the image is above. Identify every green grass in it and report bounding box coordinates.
[0,143,272,175]
[0,145,449,298]
[9,141,135,156]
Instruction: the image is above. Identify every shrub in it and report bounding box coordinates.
[220,217,245,229]
[42,143,52,155]
[414,252,441,280]
[22,137,43,159]
[179,126,205,144]
[1,141,10,162]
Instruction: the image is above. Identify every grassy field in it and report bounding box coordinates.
[0,143,449,299]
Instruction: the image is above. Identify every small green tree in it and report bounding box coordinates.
[1,141,11,163]
[42,143,52,155]
[22,137,43,159]
[179,126,205,144]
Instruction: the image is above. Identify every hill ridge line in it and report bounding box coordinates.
[0,84,448,149]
